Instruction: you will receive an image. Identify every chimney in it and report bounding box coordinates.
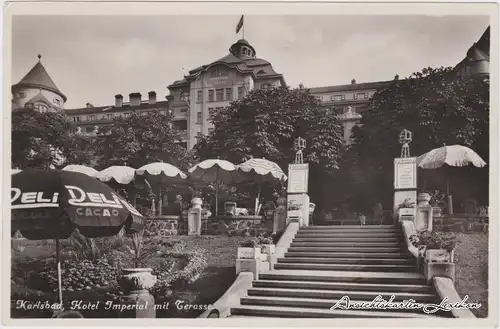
[129,93,142,106]
[115,94,123,107]
[394,74,399,80]
[351,79,356,84]
[148,91,157,104]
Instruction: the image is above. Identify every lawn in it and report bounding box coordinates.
[11,235,248,318]
[453,232,489,318]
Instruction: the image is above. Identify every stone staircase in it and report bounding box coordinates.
[231,225,452,318]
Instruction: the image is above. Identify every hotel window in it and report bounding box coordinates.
[225,88,232,101]
[196,112,202,123]
[180,108,188,113]
[88,115,97,121]
[332,94,345,101]
[73,116,81,122]
[354,93,368,100]
[208,107,215,119]
[181,91,190,102]
[208,90,214,102]
[238,86,244,99]
[197,90,203,102]
[106,114,113,120]
[215,88,224,101]
[19,91,26,99]
[54,98,60,105]
[261,83,271,90]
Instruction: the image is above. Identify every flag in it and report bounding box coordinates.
[236,15,244,34]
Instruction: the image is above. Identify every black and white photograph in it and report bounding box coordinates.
[3,2,497,325]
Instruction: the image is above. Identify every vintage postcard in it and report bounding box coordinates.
[2,1,498,327]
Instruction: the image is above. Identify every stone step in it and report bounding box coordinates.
[253,280,434,294]
[230,305,440,318]
[288,246,403,253]
[290,241,402,248]
[285,252,412,259]
[239,296,450,316]
[298,228,400,234]
[274,262,415,272]
[295,233,401,238]
[259,270,427,285]
[279,257,415,265]
[247,287,438,303]
[293,237,400,243]
[304,225,398,229]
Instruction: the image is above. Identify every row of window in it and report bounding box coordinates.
[316,92,371,102]
[18,91,61,106]
[180,86,246,104]
[71,110,167,122]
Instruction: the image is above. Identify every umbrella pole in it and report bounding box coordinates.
[56,238,63,307]
[158,188,162,217]
[215,183,219,216]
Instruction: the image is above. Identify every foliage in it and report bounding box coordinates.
[11,108,71,169]
[397,198,415,209]
[344,67,489,209]
[94,111,196,171]
[239,233,275,248]
[409,231,457,252]
[194,86,345,209]
[428,190,446,207]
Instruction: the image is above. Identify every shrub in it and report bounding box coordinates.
[409,231,457,252]
[398,198,415,209]
[239,239,258,248]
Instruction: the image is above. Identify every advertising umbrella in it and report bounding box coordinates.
[416,145,487,214]
[188,159,240,215]
[236,158,288,214]
[95,165,136,188]
[11,168,145,305]
[136,162,187,216]
[62,164,99,177]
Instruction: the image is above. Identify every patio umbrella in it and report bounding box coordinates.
[62,164,99,177]
[95,165,143,205]
[11,168,145,305]
[95,165,136,188]
[416,145,487,214]
[188,159,240,215]
[237,158,288,214]
[12,169,22,175]
[136,162,187,216]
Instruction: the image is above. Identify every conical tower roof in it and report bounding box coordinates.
[12,55,67,101]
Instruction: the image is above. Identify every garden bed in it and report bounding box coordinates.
[11,234,248,318]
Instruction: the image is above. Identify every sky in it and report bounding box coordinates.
[11,15,489,109]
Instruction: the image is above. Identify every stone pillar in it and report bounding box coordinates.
[118,268,157,318]
[188,197,202,236]
[415,192,433,232]
[273,196,287,233]
[394,157,418,222]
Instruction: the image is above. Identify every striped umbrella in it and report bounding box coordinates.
[136,162,187,216]
[416,145,486,169]
[416,145,487,214]
[237,158,287,214]
[188,159,240,215]
[62,164,99,177]
[95,166,136,188]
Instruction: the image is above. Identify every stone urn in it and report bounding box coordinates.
[277,196,287,208]
[191,197,203,209]
[417,193,431,206]
[118,268,157,293]
[309,203,316,217]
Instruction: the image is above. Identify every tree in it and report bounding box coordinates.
[94,111,195,171]
[194,86,345,209]
[12,108,72,169]
[347,67,489,208]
